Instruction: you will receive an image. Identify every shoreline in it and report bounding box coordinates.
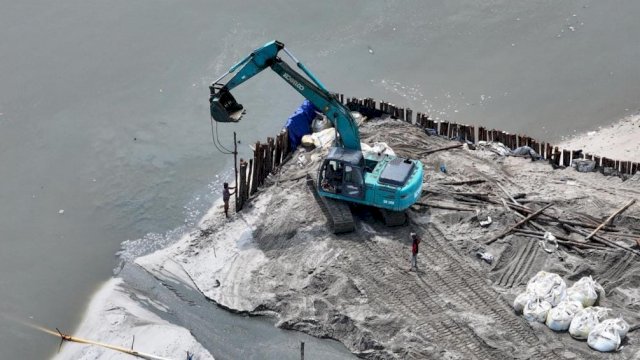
[51,277,215,360]
[559,113,640,162]
[56,113,640,359]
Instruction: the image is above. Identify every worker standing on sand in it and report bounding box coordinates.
[223,182,235,218]
[410,232,421,271]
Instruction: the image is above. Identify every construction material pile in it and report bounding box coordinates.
[514,271,629,352]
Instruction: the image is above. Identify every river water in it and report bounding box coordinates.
[1,1,639,358]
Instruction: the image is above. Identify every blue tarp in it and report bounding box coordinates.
[285,100,318,150]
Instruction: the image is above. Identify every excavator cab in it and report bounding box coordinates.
[209,85,245,123]
[319,148,365,200]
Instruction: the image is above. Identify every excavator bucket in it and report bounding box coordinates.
[210,87,245,123]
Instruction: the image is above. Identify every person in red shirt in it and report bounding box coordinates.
[410,232,421,271]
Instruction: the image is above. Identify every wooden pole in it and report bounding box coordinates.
[513,230,607,250]
[246,158,253,201]
[419,143,463,156]
[237,159,246,211]
[31,325,173,360]
[233,132,238,211]
[584,200,636,242]
[414,201,476,211]
[300,341,305,360]
[251,142,260,194]
[439,179,486,186]
[485,203,554,245]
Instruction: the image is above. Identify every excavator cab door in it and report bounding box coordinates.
[341,164,364,200]
[319,160,341,194]
[319,159,364,200]
[209,86,245,123]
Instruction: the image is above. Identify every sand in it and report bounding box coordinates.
[560,114,640,161]
[58,115,640,359]
[52,278,215,360]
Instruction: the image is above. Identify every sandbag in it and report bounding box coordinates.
[569,307,610,340]
[362,142,396,162]
[523,299,552,323]
[546,300,583,331]
[588,322,620,352]
[601,317,629,339]
[526,271,567,307]
[587,316,629,352]
[311,113,332,133]
[513,292,534,314]
[566,276,604,307]
[309,127,336,149]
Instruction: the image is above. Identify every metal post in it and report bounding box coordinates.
[300,341,304,360]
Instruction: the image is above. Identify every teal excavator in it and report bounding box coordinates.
[209,40,423,233]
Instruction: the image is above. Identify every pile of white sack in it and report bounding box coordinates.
[513,271,629,352]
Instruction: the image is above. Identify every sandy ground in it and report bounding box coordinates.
[53,277,215,360]
[128,117,640,359]
[58,115,640,359]
[560,114,640,161]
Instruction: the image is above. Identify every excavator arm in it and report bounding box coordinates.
[209,40,361,151]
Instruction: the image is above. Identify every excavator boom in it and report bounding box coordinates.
[209,40,361,151]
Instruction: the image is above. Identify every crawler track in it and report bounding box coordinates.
[344,223,560,359]
[307,175,355,234]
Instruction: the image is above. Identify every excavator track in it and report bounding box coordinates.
[306,175,355,234]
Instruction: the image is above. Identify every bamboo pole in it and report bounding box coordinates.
[485,203,554,245]
[419,143,463,156]
[414,201,476,211]
[513,229,606,250]
[439,179,486,186]
[584,199,636,242]
[566,224,640,257]
[28,324,174,360]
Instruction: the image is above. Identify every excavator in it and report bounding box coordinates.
[209,40,423,233]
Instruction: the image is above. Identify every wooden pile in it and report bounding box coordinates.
[235,130,291,212]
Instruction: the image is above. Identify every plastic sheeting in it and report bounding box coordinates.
[285,100,319,150]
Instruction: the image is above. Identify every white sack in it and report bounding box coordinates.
[526,271,567,307]
[523,299,552,323]
[569,307,610,340]
[566,276,605,307]
[545,300,583,331]
[601,317,629,339]
[588,322,621,352]
[513,292,534,314]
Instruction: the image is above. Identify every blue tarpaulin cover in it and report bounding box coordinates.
[285,100,318,150]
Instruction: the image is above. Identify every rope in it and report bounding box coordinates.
[210,116,234,155]
[215,120,234,153]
